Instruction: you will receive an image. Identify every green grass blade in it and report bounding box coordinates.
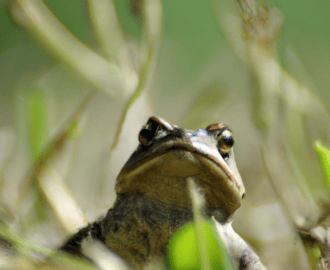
[109,0,163,151]
[314,141,330,196]
[25,87,49,220]
[13,0,123,97]
[88,0,128,64]
[167,178,233,270]
[188,178,210,270]
[88,0,138,97]
[25,87,49,162]
[20,92,95,232]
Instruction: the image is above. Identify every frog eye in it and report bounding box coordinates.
[205,123,234,156]
[139,118,160,146]
[217,129,234,157]
[138,116,173,146]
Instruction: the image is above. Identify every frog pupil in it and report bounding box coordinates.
[222,135,234,147]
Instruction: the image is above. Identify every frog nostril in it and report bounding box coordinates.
[241,193,246,199]
[171,127,184,137]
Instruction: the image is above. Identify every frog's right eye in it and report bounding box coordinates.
[138,116,174,146]
[217,129,234,156]
[205,123,234,157]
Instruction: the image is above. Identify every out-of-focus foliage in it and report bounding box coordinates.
[314,141,330,196]
[167,220,232,270]
[168,179,233,270]
[1,0,330,269]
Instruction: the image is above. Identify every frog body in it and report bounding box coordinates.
[61,116,247,269]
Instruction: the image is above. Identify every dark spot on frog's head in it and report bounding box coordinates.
[112,223,119,233]
[242,193,246,199]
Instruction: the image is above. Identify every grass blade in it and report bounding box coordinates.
[188,178,210,270]
[314,141,330,197]
[88,0,138,97]
[167,178,233,270]
[19,92,95,233]
[108,0,163,152]
[13,0,123,97]
[88,0,129,65]
[25,87,49,163]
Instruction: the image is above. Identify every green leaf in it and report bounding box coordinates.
[25,87,49,220]
[314,140,330,196]
[167,220,233,270]
[26,87,49,162]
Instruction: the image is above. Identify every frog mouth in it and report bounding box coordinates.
[198,152,242,190]
[116,142,245,217]
[120,141,244,197]
[167,146,242,191]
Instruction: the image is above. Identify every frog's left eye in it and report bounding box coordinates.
[139,116,173,146]
[217,129,234,156]
[139,118,160,146]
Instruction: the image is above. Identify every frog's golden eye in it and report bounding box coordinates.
[218,129,234,156]
[205,123,234,158]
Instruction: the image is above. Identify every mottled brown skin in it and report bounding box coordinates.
[96,193,193,269]
[61,165,197,269]
[61,191,194,269]
[61,117,245,269]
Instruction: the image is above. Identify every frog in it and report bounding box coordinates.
[61,116,265,269]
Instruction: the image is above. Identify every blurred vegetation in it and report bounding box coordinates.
[1,0,330,269]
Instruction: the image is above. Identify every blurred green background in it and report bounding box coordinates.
[1,0,330,269]
[2,0,330,125]
[1,0,330,125]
